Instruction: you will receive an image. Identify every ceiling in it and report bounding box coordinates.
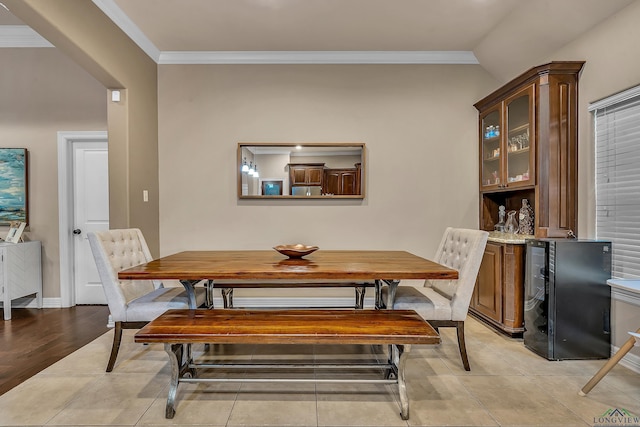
[0,0,636,81]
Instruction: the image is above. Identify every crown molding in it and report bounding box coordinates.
[158,50,479,65]
[91,0,160,62]
[0,25,52,47]
[0,23,479,66]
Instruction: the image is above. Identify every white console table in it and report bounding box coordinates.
[0,240,42,320]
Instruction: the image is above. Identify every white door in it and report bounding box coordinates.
[73,142,109,304]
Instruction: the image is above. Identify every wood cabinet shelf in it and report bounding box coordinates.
[508,123,530,134]
[507,147,529,155]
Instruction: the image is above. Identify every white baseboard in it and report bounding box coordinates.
[613,345,640,374]
[1,297,62,309]
[2,296,373,328]
[211,296,376,309]
[2,296,374,310]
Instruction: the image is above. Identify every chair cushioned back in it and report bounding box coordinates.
[88,229,158,321]
[428,227,488,320]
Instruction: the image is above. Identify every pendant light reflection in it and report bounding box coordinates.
[241,158,259,178]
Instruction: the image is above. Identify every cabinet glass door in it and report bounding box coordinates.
[481,109,502,189]
[505,86,534,188]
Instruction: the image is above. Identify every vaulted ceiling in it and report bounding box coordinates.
[0,0,636,81]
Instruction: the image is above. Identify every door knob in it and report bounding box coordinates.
[73,229,82,235]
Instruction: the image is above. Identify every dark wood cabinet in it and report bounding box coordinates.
[289,163,324,188]
[471,61,583,336]
[471,241,526,336]
[324,168,358,195]
[475,61,583,239]
[472,243,502,323]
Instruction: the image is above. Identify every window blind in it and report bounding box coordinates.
[591,85,640,279]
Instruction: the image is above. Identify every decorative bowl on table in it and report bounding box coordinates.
[273,244,319,258]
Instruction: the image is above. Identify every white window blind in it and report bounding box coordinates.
[591,85,640,279]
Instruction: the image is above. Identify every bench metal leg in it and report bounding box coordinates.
[160,341,413,420]
[396,344,411,420]
[164,343,197,419]
[164,343,181,419]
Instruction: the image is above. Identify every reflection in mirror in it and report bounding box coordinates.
[238,143,365,199]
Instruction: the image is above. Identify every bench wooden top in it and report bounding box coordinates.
[134,309,440,345]
[118,250,458,282]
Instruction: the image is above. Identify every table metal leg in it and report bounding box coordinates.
[384,344,394,379]
[375,280,382,309]
[355,286,366,309]
[178,280,199,309]
[205,280,214,308]
[396,344,411,420]
[383,280,400,308]
[221,288,233,308]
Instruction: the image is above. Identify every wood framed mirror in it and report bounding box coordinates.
[238,143,365,199]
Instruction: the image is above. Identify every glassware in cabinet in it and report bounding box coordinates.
[481,109,502,188]
[504,85,535,188]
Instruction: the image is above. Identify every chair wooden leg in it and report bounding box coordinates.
[107,321,123,372]
[455,321,470,371]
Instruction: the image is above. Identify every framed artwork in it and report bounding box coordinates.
[5,221,26,243]
[0,148,28,225]
[261,179,284,196]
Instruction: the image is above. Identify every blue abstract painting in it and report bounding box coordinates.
[0,148,28,225]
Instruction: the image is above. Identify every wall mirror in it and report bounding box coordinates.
[238,142,365,199]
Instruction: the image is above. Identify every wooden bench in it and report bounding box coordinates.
[135,308,440,420]
[206,280,376,309]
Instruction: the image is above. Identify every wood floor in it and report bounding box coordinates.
[0,305,111,396]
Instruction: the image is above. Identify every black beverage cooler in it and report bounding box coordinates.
[524,239,612,360]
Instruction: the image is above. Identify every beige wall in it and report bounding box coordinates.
[0,48,107,298]
[158,64,496,260]
[5,0,161,256]
[547,0,640,239]
[547,0,640,357]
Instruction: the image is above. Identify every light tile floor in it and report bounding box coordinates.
[1,316,639,427]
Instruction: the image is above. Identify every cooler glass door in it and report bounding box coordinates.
[524,242,551,358]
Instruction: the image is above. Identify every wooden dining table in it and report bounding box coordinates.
[117,250,458,308]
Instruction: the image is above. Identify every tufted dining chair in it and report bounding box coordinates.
[88,228,207,372]
[382,227,488,371]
